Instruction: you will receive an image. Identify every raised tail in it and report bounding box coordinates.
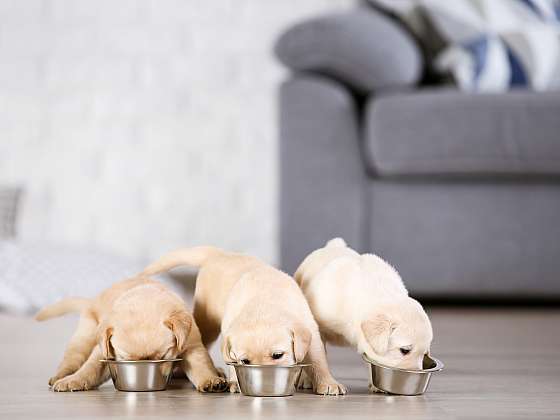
[141,246,224,276]
[35,297,91,321]
[325,237,347,248]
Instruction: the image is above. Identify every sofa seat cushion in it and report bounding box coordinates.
[365,89,560,176]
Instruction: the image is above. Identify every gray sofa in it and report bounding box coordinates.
[275,6,560,298]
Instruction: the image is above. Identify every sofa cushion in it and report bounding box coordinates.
[365,89,560,176]
[275,8,423,94]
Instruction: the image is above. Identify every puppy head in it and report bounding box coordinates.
[359,298,432,370]
[221,322,311,366]
[98,309,192,361]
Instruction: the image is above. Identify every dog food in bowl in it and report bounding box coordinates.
[227,363,310,396]
[100,359,182,391]
[362,354,443,396]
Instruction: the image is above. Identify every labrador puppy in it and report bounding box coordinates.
[36,277,227,392]
[294,238,433,389]
[142,246,346,395]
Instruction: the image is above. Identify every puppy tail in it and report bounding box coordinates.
[141,246,224,276]
[325,237,347,248]
[35,297,91,321]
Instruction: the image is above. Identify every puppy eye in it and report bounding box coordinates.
[400,347,411,356]
[271,352,284,360]
[240,358,251,365]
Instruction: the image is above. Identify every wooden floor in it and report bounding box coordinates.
[1,307,559,419]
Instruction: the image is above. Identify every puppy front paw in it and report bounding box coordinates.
[52,375,93,392]
[228,381,240,393]
[196,376,228,393]
[315,380,347,396]
[49,374,65,387]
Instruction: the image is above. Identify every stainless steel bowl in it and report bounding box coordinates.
[100,359,182,391]
[362,354,443,396]
[227,363,310,397]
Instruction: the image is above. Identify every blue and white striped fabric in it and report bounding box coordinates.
[372,0,560,92]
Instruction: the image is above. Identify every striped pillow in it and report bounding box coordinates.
[0,187,21,238]
[371,0,560,92]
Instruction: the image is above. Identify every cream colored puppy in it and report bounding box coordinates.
[142,246,346,395]
[36,277,227,392]
[295,238,433,377]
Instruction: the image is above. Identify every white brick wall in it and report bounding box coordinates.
[0,0,353,263]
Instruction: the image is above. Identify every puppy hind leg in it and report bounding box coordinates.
[49,312,98,386]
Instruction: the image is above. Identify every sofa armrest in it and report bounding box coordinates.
[274,8,423,94]
[279,74,369,273]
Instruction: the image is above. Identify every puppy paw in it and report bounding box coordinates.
[228,381,240,393]
[52,375,92,392]
[48,375,65,387]
[315,380,347,396]
[196,376,228,393]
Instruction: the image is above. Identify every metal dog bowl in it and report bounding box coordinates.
[227,363,310,396]
[362,354,443,396]
[100,359,182,391]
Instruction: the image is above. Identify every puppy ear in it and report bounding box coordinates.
[221,335,234,363]
[361,314,394,355]
[290,324,311,363]
[98,323,114,359]
[164,310,193,353]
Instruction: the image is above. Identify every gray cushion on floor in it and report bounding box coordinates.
[274,8,423,93]
[0,241,146,314]
[365,89,560,176]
